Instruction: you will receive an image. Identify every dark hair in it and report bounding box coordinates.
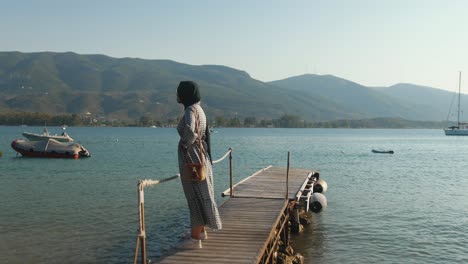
[177,81,201,108]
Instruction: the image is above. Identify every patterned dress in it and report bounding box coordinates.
[177,102,222,230]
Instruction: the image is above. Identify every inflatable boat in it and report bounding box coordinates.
[11,139,90,159]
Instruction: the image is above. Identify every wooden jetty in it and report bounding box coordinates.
[157,166,318,264]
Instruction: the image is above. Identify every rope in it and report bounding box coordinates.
[212,148,232,164]
[446,92,457,121]
[139,148,232,188]
[139,174,180,188]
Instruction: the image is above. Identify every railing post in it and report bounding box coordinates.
[229,148,233,197]
[134,181,147,264]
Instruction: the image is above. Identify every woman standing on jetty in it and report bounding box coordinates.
[176,81,222,249]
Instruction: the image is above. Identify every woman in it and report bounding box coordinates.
[176,81,222,249]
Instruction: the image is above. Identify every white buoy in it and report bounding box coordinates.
[310,193,327,213]
[313,178,328,193]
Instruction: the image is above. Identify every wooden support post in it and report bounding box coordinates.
[140,202,146,264]
[133,236,140,264]
[285,202,293,246]
[229,148,233,197]
[286,152,290,200]
[134,182,147,264]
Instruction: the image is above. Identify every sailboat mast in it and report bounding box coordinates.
[458,71,461,126]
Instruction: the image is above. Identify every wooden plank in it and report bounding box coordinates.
[157,198,288,264]
[223,167,313,199]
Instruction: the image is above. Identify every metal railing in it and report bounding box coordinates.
[133,148,233,264]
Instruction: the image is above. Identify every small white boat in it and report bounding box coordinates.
[22,128,74,142]
[11,139,90,159]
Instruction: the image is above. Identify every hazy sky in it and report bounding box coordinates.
[1,0,467,91]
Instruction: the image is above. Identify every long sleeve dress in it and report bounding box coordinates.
[177,102,222,230]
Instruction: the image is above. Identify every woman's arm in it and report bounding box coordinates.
[179,107,198,149]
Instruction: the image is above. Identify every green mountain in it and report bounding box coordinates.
[375,83,468,122]
[0,51,334,121]
[269,74,449,121]
[0,51,459,122]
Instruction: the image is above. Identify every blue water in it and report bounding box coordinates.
[1,127,467,263]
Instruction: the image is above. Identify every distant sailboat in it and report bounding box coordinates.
[444,72,468,136]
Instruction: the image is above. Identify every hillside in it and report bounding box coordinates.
[0,51,344,121]
[268,74,451,121]
[376,83,468,121]
[0,51,460,122]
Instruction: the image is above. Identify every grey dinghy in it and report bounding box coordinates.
[11,139,90,159]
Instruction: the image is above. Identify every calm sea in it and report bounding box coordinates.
[1,126,467,264]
